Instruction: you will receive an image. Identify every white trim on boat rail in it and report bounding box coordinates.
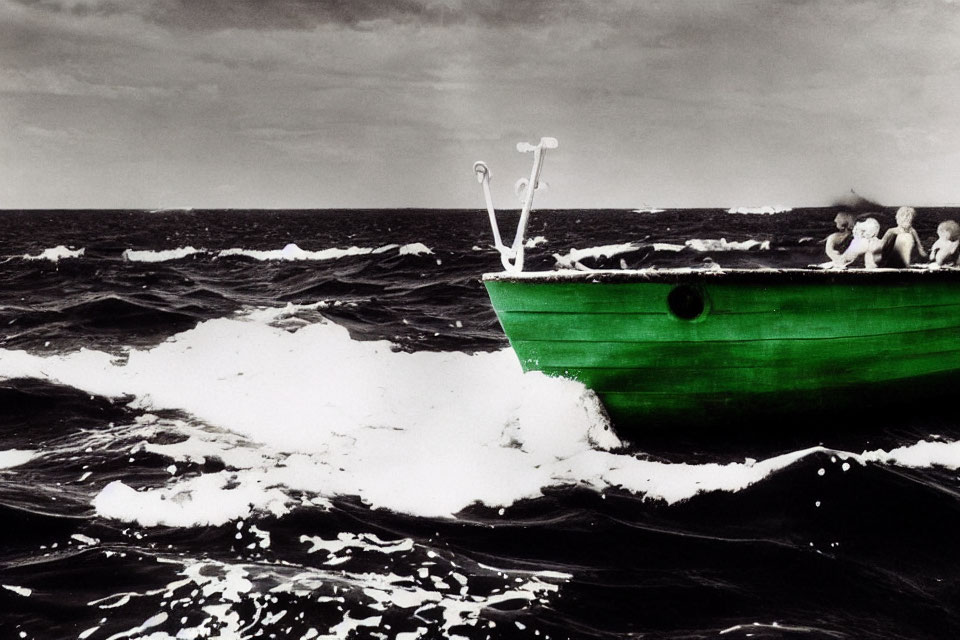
[482,267,960,283]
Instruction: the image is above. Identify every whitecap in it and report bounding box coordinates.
[93,475,290,528]
[0,449,35,469]
[859,439,960,469]
[22,246,85,262]
[685,238,770,251]
[215,242,431,262]
[218,243,383,261]
[398,242,433,256]
[0,313,616,519]
[553,243,640,269]
[727,206,792,214]
[122,247,205,262]
[652,243,686,252]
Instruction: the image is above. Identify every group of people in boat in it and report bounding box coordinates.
[824,206,960,269]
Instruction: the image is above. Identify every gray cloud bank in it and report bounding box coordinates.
[4,0,960,207]
[13,0,594,30]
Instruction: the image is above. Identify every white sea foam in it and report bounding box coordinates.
[109,612,167,639]
[685,238,770,252]
[218,243,389,261]
[300,532,415,557]
[3,312,959,524]
[397,242,433,256]
[2,585,31,597]
[632,208,666,213]
[525,236,548,248]
[122,247,205,262]
[22,246,85,262]
[0,314,617,519]
[727,206,792,214]
[0,449,35,469]
[652,243,686,252]
[859,439,960,468]
[216,242,432,261]
[90,540,568,640]
[93,474,290,527]
[553,243,639,269]
[71,533,100,546]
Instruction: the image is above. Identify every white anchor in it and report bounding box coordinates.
[474,137,558,272]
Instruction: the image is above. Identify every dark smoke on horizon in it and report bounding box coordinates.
[832,189,884,212]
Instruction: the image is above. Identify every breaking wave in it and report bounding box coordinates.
[217,243,433,262]
[2,308,958,526]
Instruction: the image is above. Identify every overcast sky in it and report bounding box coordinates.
[3,0,960,209]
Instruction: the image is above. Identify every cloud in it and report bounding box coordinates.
[9,0,596,31]
[0,67,172,99]
[19,124,85,140]
[11,0,125,18]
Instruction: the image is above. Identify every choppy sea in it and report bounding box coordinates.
[2,207,960,640]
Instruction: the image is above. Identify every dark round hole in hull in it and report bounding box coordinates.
[667,285,705,320]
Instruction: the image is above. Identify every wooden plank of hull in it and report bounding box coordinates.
[485,279,960,314]
[535,349,960,394]
[511,326,960,369]
[495,307,960,342]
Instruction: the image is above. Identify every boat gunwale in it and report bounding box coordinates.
[482,267,960,284]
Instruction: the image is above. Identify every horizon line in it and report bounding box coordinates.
[5,205,960,213]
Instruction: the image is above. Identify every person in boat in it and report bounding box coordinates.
[825,212,856,262]
[833,217,882,268]
[877,206,927,267]
[929,220,960,267]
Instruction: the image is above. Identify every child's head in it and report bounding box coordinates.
[938,220,960,242]
[854,217,880,240]
[834,212,856,231]
[896,206,916,229]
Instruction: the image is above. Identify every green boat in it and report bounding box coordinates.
[475,139,960,427]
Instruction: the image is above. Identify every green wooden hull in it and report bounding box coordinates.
[483,269,960,427]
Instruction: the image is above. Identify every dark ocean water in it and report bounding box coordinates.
[1,207,959,640]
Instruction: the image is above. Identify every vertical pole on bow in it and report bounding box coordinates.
[473,161,506,259]
[511,137,558,272]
